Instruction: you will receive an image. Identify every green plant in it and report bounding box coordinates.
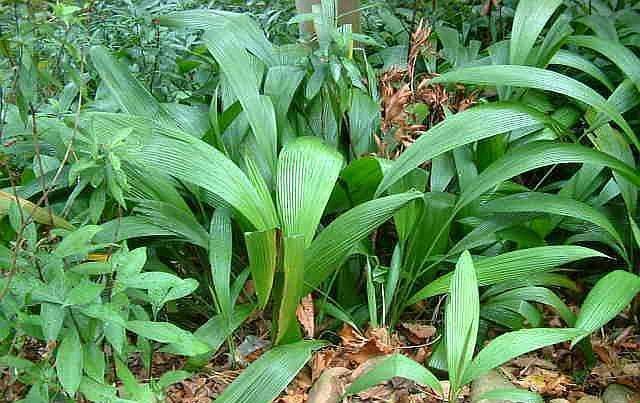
[0,216,204,400]
[344,251,640,401]
[1,0,640,401]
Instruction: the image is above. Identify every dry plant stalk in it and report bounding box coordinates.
[376,19,476,159]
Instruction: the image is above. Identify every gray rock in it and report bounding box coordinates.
[470,370,516,403]
[602,384,640,403]
[577,396,604,403]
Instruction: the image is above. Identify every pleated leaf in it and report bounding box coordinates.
[446,251,479,395]
[409,246,606,303]
[135,125,278,230]
[276,137,343,247]
[347,354,442,396]
[375,103,550,196]
[216,340,325,403]
[134,200,209,248]
[159,10,275,66]
[303,191,422,291]
[90,46,175,128]
[209,209,233,326]
[509,0,563,65]
[566,35,640,90]
[573,270,640,344]
[549,49,615,90]
[245,228,278,309]
[478,192,624,248]
[203,29,278,179]
[456,142,640,213]
[488,286,577,326]
[429,66,639,150]
[95,216,175,244]
[462,328,583,384]
[275,235,306,345]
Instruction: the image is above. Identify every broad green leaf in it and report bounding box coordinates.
[456,142,640,212]
[216,340,325,403]
[574,270,640,344]
[114,355,153,401]
[209,208,233,326]
[90,46,175,128]
[590,79,640,128]
[83,343,105,382]
[70,262,113,275]
[549,49,615,91]
[576,15,618,41]
[275,235,305,345]
[95,216,175,244]
[41,303,64,341]
[79,377,120,403]
[203,29,278,180]
[158,11,275,66]
[375,104,551,196]
[429,66,639,150]
[64,280,104,306]
[481,273,579,299]
[135,125,278,230]
[54,226,102,258]
[462,328,582,384]
[349,89,379,157]
[125,321,209,356]
[56,327,83,396]
[446,251,479,395]
[510,0,563,65]
[276,137,343,247]
[566,35,640,91]
[479,192,624,248]
[245,229,278,309]
[488,286,576,326]
[410,246,606,303]
[347,354,442,396]
[478,389,544,403]
[193,304,254,354]
[134,200,209,248]
[304,191,423,291]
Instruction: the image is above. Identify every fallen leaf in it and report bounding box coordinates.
[401,323,436,343]
[296,294,315,338]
